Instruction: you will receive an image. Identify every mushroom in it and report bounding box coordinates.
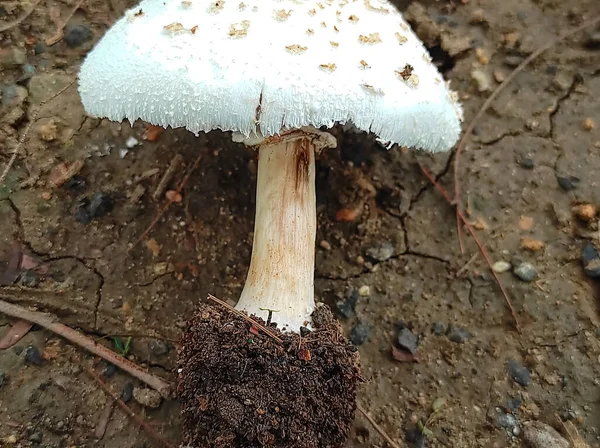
[78,0,462,446]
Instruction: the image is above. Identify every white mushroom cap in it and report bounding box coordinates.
[79,0,463,152]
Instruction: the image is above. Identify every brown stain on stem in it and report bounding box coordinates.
[293,139,311,192]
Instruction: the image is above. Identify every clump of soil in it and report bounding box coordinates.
[177,303,360,448]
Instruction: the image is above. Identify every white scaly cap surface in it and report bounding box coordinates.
[79,0,463,152]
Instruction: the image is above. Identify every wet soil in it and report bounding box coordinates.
[177,304,360,448]
[1,0,600,447]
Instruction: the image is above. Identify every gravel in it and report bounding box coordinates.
[507,359,531,387]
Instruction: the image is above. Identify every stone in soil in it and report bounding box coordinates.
[0,369,5,387]
[365,242,395,262]
[495,413,517,429]
[396,328,418,354]
[513,262,537,282]
[29,432,42,443]
[507,359,531,387]
[335,289,358,319]
[19,270,40,288]
[64,25,93,48]
[350,323,371,346]
[492,261,511,273]
[581,242,600,279]
[447,325,471,343]
[518,157,535,169]
[24,345,43,365]
[432,321,446,335]
[0,48,27,68]
[122,382,134,403]
[149,339,170,356]
[556,175,579,191]
[522,421,569,448]
[75,192,114,224]
[133,387,162,409]
[102,363,117,377]
[177,303,360,448]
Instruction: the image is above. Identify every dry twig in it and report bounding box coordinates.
[0,0,43,33]
[452,15,600,244]
[86,368,176,448]
[419,163,521,331]
[153,154,184,202]
[130,153,202,251]
[0,81,75,186]
[357,404,403,448]
[0,299,172,397]
[45,0,86,46]
[208,294,283,344]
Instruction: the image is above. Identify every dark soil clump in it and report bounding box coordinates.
[177,303,360,448]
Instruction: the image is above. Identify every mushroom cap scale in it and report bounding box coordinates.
[79,0,463,152]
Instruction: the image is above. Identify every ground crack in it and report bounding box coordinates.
[549,74,583,141]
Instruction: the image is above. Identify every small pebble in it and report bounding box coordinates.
[431,321,446,335]
[148,339,170,356]
[556,175,579,191]
[582,117,595,131]
[513,262,537,282]
[447,325,471,343]
[518,157,534,170]
[133,387,162,409]
[319,240,331,251]
[64,24,93,48]
[122,382,134,403]
[492,261,511,273]
[0,48,27,68]
[471,69,492,92]
[103,363,118,378]
[335,289,358,319]
[29,432,42,443]
[504,55,525,67]
[505,397,522,412]
[34,43,46,54]
[496,413,517,429]
[19,270,40,288]
[584,32,600,49]
[507,359,531,386]
[365,242,395,262]
[125,136,139,148]
[24,345,43,365]
[76,192,114,224]
[396,328,418,354]
[523,421,569,448]
[350,323,370,346]
[358,285,370,297]
[581,242,600,279]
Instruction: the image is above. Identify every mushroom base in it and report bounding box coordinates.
[177,303,360,448]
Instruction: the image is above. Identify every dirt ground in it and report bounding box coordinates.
[1,0,599,447]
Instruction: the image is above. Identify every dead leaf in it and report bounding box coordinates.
[42,339,61,360]
[470,216,489,230]
[165,190,182,203]
[48,160,84,188]
[0,320,34,349]
[392,346,419,363]
[520,237,545,252]
[298,348,312,361]
[145,239,161,257]
[335,206,362,222]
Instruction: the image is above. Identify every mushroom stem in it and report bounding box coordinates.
[235,137,316,332]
